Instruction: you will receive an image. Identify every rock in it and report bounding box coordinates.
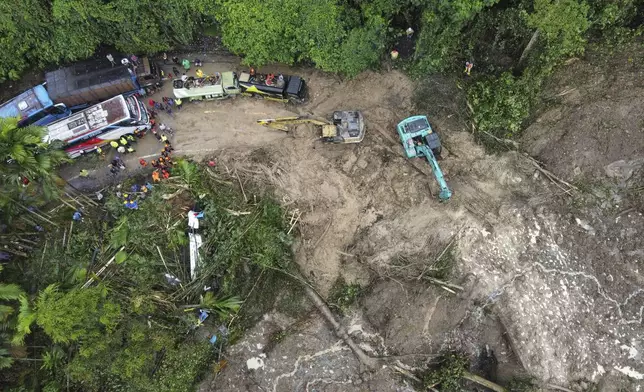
[575,217,596,235]
[604,158,644,181]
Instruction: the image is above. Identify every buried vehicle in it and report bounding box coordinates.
[257,111,365,144]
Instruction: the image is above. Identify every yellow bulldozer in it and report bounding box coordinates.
[257,111,365,144]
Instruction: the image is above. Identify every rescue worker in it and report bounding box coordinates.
[160,134,169,144]
[119,137,128,146]
[79,169,89,177]
[175,98,182,111]
[464,61,473,76]
[196,69,204,78]
[127,134,135,143]
[126,146,135,154]
[95,146,105,159]
[110,140,119,149]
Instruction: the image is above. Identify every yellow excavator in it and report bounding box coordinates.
[257,111,365,144]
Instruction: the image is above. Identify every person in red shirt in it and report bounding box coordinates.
[139,158,147,167]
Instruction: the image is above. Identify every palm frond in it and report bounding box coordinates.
[0,283,24,301]
[12,296,37,346]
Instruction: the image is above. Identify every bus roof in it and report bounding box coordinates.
[0,85,53,120]
[45,95,129,144]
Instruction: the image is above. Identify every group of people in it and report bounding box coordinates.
[116,182,155,210]
[108,132,141,155]
[163,56,203,79]
[139,120,176,183]
[149,97,182,117]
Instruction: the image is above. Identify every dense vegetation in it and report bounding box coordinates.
[0,141,298,390]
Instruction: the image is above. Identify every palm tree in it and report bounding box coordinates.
[0,117,69,219]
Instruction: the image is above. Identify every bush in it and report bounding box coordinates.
[468,67,544,138]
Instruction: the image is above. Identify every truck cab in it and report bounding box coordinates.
[0,85,71,127]
[135,57,162,93]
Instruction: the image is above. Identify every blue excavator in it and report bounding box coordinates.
[397,115,452,201]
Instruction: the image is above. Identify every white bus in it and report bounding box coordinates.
[44,94,150,158]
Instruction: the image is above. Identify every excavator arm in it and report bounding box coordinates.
[257,116,330,131]
[416,145,452,201]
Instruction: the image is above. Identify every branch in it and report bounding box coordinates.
[463,371,507,392]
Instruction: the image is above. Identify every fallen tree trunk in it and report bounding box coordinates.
[303,285,381,371]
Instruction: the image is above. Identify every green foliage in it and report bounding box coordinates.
[152,341,213,392]
[421,352,469,392]
[328,277,363,315]
[468,67,544,138]
[34,285,121,344]
[414,0,500,74]
[214,0,388,76]
[0,0,51,81]
[0,118,69,219]
[0,161,298,390]
[507,376,539,392]
[525,0,590,64]
[198,292,242,318]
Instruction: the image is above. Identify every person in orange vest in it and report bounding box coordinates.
[152,170,160,182]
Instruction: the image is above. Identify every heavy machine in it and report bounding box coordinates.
[397,115,452,201]
[257,111,365,144]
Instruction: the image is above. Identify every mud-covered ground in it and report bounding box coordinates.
[63,52,644,391]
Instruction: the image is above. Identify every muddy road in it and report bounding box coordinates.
[65,54,644,391]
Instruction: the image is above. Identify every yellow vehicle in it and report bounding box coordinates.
[257,111,365,144]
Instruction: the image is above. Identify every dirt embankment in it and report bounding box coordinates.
[75,54,642,390]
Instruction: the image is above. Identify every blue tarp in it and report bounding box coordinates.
[0,85,53,120]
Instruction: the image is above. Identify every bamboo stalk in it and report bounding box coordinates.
[82,246,125,289]
[66,221,74,252]
[463,371,506,392]
[15,203,58,227]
